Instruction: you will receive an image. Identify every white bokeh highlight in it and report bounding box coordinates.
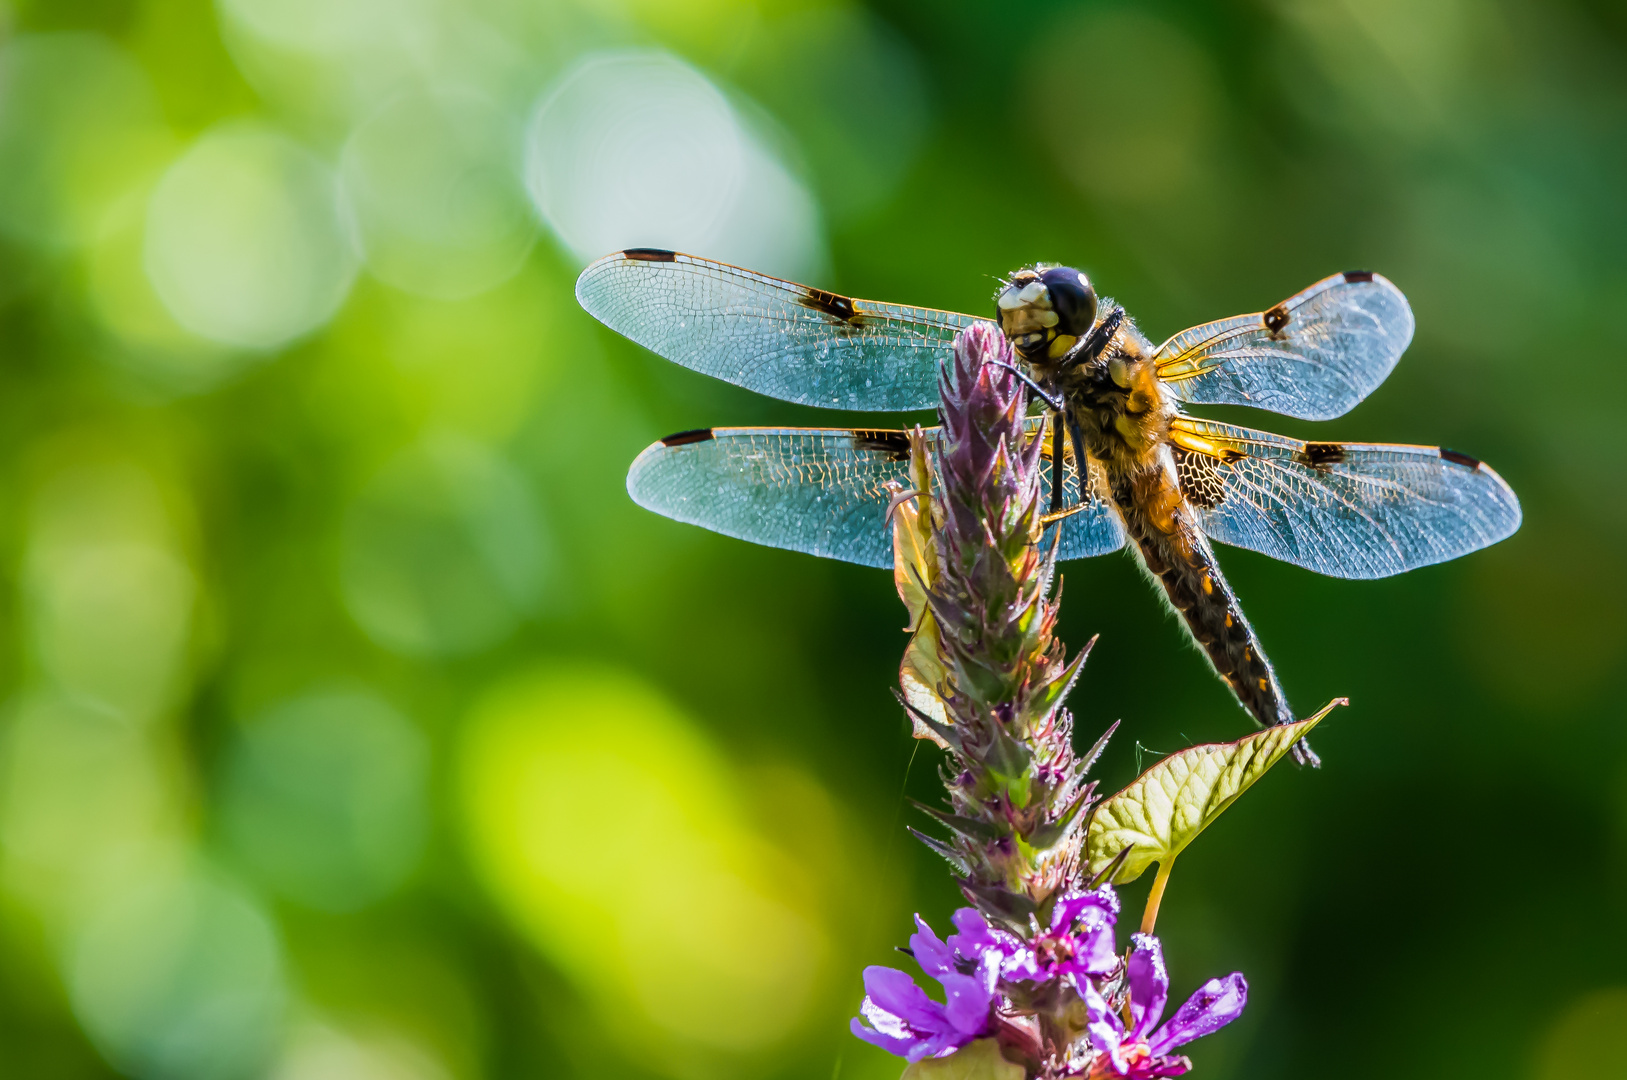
[525,50,825,280]
[217,0,415,54]
[144,123,358,351]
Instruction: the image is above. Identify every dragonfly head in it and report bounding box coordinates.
[996,265,1099,365]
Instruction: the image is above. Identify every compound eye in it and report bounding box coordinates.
[1040,267,1097,338]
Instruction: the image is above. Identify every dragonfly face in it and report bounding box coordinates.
[996,266,1098,362]
[576,248,1522,760]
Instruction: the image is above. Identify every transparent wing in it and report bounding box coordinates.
[577,249,987,411]
[1155,271,1415,420]
[1170,418,1521,579]
[627,421,1125,569]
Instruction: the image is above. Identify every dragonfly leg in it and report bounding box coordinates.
[987,358,1065,411]
[1060,307,1125,370]
[1040,504,1091,526]
[1050,412,1066,514]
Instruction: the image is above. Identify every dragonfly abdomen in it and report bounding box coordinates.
[1113,471,1318,766]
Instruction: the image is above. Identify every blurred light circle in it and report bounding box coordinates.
[216,0,524,136]
[525,49,825,279]
[87,213,245,392]
[341,89,536,299]
[271,1024,452,1080]
[0,33,172,249]
[220,687,428,911]
[25,460,196,722]
[144,123,358,350]
[217,0,425,56]
[0,694,181,919]
[68,868,286,1080]
[340,437,548,656]
[29,542,195,722]
[458,665,828,1056]
[1537,988,1627,1080]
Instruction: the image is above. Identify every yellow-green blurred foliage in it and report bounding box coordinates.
[0,1,1622,1079]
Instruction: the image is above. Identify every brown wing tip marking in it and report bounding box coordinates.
[1439,448,1481,469]
[1342,270,1376,283]
[1298,442,1348,468]
[660,428,715,447]
[852,429,912,461]
[1263,302,1291,334]
[799,286,859,322]
[623,248,677,262]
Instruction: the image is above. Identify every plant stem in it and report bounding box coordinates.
[1140,858,1175,935]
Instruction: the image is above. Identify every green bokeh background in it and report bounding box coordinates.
[0,1,1623,1079]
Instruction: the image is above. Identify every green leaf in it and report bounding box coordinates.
[1084,701,1344,884]
[900,1039,1025,1080]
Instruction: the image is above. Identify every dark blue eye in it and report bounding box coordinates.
[1041,267,1097,338]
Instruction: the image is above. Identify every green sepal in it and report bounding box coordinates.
[909,827,971,874]
[1022,638,1093,727]
[1021,780,1098,851]
[911,799,1005,843]
[901,1038,1025,1080]
[960,879,1038,922]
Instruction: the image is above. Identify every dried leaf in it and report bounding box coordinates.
[890,438,951,746]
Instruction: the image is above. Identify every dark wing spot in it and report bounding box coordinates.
[852,429,912,461]
[660,428,715,447]
[623,248,677,262]
[1342,270,1375,283]
[1174,447,1228,510]
[799,287,859,322]
[1263,302,1291,334]
[1439,448,1481,469]
[1298,442,1348,468]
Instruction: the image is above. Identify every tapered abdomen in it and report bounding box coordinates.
[1112,474,1319,766]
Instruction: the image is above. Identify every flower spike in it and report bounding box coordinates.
[852,324,1257,1076]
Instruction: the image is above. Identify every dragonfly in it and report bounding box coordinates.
[577,249,1521,764]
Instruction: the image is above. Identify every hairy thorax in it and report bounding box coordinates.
[1038,323,1175,483]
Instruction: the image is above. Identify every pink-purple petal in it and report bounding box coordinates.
[1083,979,1128,1073]
[850,1016,921,1058]
[1071,921,1121,977]
[948,907,1000,953]
[1147,973,1248,1056]
[863,965,950,1032]
[1053,886,1120,930]
[911,915,957,979]
[938,970,996,1034]
[1141,1054,1194,1077]
[1126,934,1170,1039]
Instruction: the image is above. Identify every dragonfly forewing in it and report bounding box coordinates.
[577,249,986,411]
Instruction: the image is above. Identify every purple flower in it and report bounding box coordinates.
[1028,887,1121,985]
[943,888,1120,989]
[1085,934,1247,1079]
[850,914,997,1061]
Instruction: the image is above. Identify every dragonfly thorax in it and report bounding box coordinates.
[996,265,1097,362]
[1044,316,1170,478]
